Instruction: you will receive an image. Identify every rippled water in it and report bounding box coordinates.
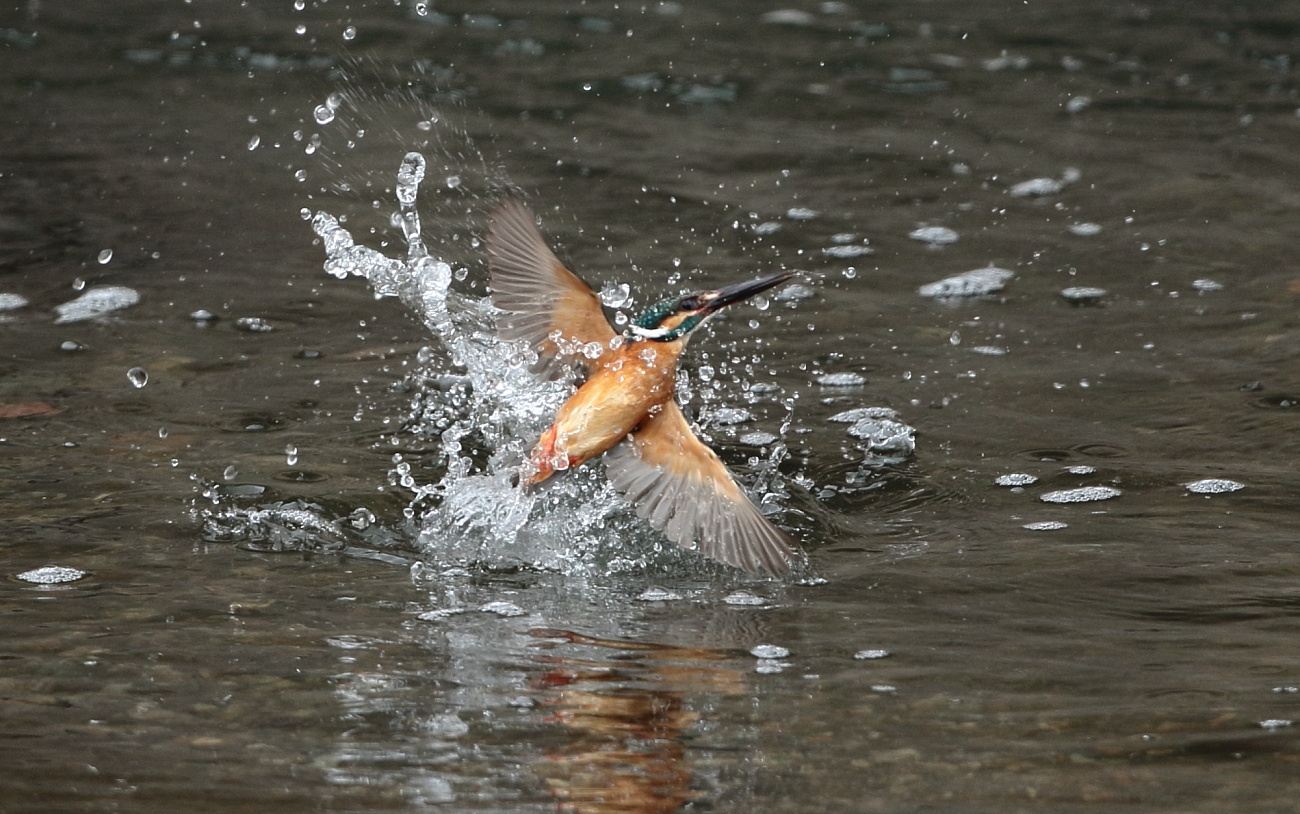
[4,2,1300,811]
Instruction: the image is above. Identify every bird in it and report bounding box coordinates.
[486,197,801,575]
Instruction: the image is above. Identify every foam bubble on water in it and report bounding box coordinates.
[816,372,865,387]
[828,406,898,423]
[16,566,87,584]
[761,9,816,26]
[706,407,752,425]
[822,244,873,258]
[1192,278,1224,292]
[775,283,815,302]
[1184,478,1245,494]
[1040,486,1121,504]
[1066,465,1096,475]
[995,473,1038,487]
[1023,520,1068,530]
[637,587,683,602]
[479,601,527,617]
[909,225,959,246]
[54,285,141,323]
[722,590,769,606]
[1061,286,1107,304]
[739,431,778,446]
[750,644,790,659]
[234,317,274,333]
[853,649,890,660]
[785,206,820,220]
[918,266,1013,298]
[846,417,915,459]
[1008,177,1063,197]
[0,293,29,311]
[1068,222,1103,236]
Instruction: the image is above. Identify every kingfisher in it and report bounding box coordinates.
[486,198,801,575]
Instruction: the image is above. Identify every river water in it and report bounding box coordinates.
[3,1,1299,811]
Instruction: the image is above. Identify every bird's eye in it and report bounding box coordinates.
[679,296,701,311]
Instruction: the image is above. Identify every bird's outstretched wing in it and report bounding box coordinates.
[604,401,798,575]
[487,198,617,379]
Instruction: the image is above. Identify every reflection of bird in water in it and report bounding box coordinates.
[527,628,748,813]
[487,199,802,575]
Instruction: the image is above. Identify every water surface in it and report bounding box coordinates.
[3,1,1299,811]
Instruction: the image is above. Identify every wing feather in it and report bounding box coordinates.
[605,401,798,574]
[487,198,617,379]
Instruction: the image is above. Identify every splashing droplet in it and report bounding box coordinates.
[285,444,299,466]
[97,249,113,265]
[126,367,148,388]
[314,105,335,125]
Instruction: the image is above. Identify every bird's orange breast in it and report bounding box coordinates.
[526,340,685,484]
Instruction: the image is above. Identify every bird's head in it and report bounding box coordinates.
[627,270,794,342]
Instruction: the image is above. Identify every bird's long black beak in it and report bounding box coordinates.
[701,270,795,314]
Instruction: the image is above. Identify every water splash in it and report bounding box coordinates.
[304,151,737,575]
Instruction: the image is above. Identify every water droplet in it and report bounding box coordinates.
[600,282,631,308]
[313,104,335,125]
[342,25,357,41]
[295,23,307,35]
[445,174,461,189]
[126,367,148,388]
[247,134,260,151]
[293,0,304,9]
[158,427,168,439]
[97,249,113,265]
[72,277,86,291]
[1068,222,1103,236]
[222,464,239,481]
[285,444,298,466]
